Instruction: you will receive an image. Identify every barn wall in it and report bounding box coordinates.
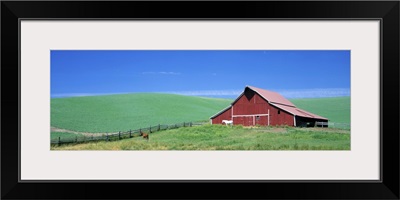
[233,89,270,115]
[255,116,268,126]
[233,115,269,126]
[232,88,294,126]
[233,116,253,126]
[211,107,232,124]
[269,107,294,126]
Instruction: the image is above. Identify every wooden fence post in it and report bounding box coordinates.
[58,137,61,146]
[149,126,152,133]
[190,122,192,127]
[106,133,109,142]
[75,136,77,143]
[129,129,132,138]
[119,131,121,140]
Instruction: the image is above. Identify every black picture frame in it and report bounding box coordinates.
[2,1,399,199]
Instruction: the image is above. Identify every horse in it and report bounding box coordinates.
[222,120,233,126]
[139,131,149,141]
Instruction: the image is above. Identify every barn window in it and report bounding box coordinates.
[256,116,260,120]
[278,110,281,114]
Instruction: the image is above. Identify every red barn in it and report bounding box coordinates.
[210,86,328,127]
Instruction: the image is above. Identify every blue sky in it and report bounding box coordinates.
[51,50,350,99]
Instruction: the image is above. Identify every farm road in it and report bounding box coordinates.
[51,127,109,136]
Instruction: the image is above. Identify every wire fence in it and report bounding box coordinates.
[51,121,206,145]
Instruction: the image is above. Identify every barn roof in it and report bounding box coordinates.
[232,85,296,107]
[271,103,328,120]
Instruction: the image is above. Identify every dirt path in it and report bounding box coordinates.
[50,127,115,137]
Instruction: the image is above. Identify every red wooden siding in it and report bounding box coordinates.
[255,116,268,126]
[269,107,294,126]
[233,90,269,115]
[233,116,253,126]
[211,107,232,124]
[233,115,269,126]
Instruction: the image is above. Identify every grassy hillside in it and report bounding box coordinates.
[290,97,350,124]
[51,93,232,132]
[52,125,350,150]
[51,94,350,133]
[51,132,84,140]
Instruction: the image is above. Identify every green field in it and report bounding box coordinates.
[51,93,232,133]
[51,125,350,150]
[51,94,350,133]
[51,94,350,150]
[51,132,84,140]
[291,97,350,129]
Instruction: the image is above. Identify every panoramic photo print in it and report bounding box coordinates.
[50,50,350,150]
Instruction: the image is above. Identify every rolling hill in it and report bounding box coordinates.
[291,97,350,124]
[51,93,232,133]
[51,93,350,133]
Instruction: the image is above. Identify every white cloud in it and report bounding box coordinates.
[163,90,242,96]
[277,88,350,98]
[52,88,350,99]
[163,88,350,98]
[51,92,130,98]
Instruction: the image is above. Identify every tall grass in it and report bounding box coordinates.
[52,125,350,150]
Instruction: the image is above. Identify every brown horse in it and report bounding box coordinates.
[139,131,149,141]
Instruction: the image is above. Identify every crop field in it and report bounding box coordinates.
[51,93,232,133]
[51,125,350,150]
[51,132,84,140]
[51,94,350,133]
[51,93,350,148]
[291,97,350,124]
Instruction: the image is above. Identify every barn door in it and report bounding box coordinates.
[255,116,268,126]
[233,117,243,126]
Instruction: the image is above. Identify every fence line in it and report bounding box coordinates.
[51,121,349,145]
[51,121,207,145]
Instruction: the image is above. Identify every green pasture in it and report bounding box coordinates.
[51,93,350,134]
[51,93,232,133]
[51,132,84,140]
[291,97,350,128]
[51,125,350,150]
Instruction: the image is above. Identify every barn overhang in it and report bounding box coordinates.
[210,105,232,119]
[270,103,328,121]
